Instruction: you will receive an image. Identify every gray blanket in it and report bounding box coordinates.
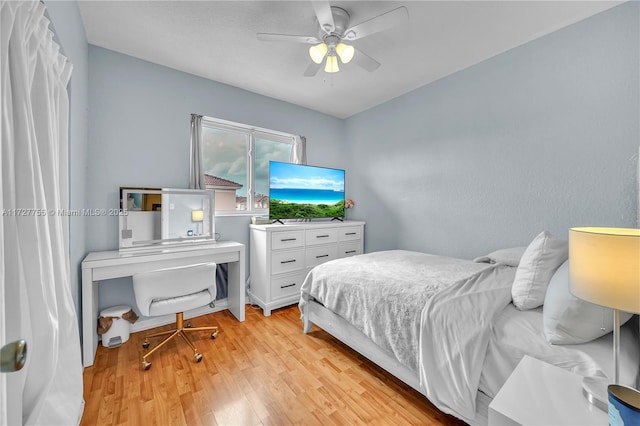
[299,250,496,373]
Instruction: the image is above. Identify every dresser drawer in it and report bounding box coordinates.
[306,245,338,268]
[339,226,362,241]
[271,230,305,250]
[250,221,364,317]
[339,242,362,258]
[305,228,338,246]
[271,273,306,300]
[271,250,305,275]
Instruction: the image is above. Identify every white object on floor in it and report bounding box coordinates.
[99,305,132,348]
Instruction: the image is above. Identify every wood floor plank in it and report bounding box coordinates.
[80,305,465,425]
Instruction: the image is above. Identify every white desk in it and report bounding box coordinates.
[489,355,607,425]
[81,241,245,367]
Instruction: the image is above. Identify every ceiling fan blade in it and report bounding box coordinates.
[311,0,335,33]
[352,48,380,72]
[257,33,320,44]
[343,6,409,41]
[303,61,322,77]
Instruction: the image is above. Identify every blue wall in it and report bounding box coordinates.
[44,1,639,318]
[87,47,345,310]
[88,47,345,253]
[345,1,639,259]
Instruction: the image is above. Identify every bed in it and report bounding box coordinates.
[298,235,640,425]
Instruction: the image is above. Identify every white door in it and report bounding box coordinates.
[0,269,26,425]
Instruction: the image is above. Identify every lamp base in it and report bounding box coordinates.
[582,376,609,412]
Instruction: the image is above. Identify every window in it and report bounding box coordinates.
[200,116,298,215]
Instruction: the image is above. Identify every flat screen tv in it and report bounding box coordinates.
[269,161,345,220]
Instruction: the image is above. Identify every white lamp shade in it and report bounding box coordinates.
[569,227,640,314]
[309,43,328,64]
[336,42,355,64]
[191,210,204,222]
[324,55,339,73]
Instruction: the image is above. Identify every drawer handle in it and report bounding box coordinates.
[345,232,357,236]
[280,283,296,289]
[316,234,330,238]
[280,238,297,242]
[315,254,329,258]
[280,259,297,264]
[345,250,356,254]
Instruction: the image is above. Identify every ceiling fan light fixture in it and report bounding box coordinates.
[309,43,328,64]
[335,42,355,64]
[324,54,339,73]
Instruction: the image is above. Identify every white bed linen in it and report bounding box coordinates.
[418,263,517,423]
[480,304,640,398]
[300,249,640,425]
[299,250,497,373]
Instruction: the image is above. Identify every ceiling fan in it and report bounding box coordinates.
[257,1,409,76]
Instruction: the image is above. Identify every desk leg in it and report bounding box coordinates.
[81,268,98,367]
[227,247,245,322]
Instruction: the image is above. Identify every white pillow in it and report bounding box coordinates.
[512,231,568,310]
[473,246,527,267]
[543,260,633,344]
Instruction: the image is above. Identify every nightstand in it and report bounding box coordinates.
[488,355,607,425]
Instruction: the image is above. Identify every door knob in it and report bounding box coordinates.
[0,339,27,372]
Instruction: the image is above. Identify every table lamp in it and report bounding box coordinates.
[569,227,640,411]
[191,210,204,235]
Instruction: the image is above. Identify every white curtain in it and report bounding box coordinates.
[189,113,205,189]
[292,135,307,165]
[1,0,84,424]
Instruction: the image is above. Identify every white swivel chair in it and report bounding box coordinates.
[132,262,219,370]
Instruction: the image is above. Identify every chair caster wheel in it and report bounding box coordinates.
[142,340,150,349]
[194,353,203,363]
[142,360,151,370]
[211,330,218,339]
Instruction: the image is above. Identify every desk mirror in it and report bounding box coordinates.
[119,187,215,252]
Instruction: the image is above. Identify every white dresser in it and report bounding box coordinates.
[249,221,365,316]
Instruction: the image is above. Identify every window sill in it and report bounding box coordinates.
[215,211,267,218]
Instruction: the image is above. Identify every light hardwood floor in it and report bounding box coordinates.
[81,305,465,425]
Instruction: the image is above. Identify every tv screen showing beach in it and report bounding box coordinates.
[269,161,345,220]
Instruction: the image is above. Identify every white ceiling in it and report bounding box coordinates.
[77,1,622,119]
